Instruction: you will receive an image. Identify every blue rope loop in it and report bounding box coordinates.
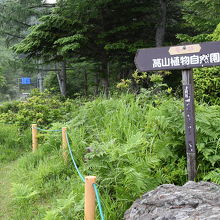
[93,183,105,220]
[34,127,62,132]
[66,132,105,219]
[2,121,105,218]
[65,132,85,183]
[32,128,104,219]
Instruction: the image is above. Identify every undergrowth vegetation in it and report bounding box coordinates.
[194,67,220,105]
[0,125,31,163]
[0,91,219,219]
[0,89,74,129]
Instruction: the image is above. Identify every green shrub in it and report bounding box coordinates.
[0,101,20,113]
[0,90,74,129]
[9,93,220,219]
[64,94,220,218]
[194,67,220,105]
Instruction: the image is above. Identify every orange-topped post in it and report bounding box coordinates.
[32,124,38,152]
[84,176,96,220]
[62,127,68,162]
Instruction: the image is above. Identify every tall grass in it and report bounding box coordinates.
[0,124,31,164]
[6,93,220,219]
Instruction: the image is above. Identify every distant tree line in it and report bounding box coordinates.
[0,0,219,99]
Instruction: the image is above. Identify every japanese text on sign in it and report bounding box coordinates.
[134,41,220,71]
[152,53,220,68]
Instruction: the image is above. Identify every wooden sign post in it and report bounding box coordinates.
[135,41,220,181]
[182,69,196,180]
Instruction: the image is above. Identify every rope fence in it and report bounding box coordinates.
[35,127,62,132]
[66,132,85,183]
[0,121,105,219]
[31,123,105,220]
[93,183,105,220]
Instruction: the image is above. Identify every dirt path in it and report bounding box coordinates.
[0,162,16,219]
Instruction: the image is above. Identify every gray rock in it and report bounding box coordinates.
[124,181,220,220]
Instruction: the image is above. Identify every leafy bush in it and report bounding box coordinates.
[0,90,74,128]
[0,101,20,113]
[49,95,220,219]
[203,168,220,184]
[193,67,220,105]
[212,23,220,41]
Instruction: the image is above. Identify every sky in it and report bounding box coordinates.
[43,0,57,4]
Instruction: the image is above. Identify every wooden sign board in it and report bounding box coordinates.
[135,41,220,71]
[134,41,220,181]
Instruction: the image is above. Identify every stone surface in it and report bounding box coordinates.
[124,181,220,220]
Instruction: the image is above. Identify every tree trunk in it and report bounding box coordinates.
[94,71,100,96]
[155,0,167,47]
[100,61,109,97]
[84,69,88,96]
[56,61,67,97]
[101,77,109,96]
[38,73,43,92]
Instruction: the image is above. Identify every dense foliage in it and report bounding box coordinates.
[193,67,220,105]
[0,0,219,101]
[0,90,73,128]
[0,92,219,219]
[0,0,220,219]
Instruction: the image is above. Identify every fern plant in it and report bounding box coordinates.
[204,169,220,184]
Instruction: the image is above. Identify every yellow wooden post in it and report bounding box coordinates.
[32,124,38,152]
[84,176,96,220]
[62,127,68,162]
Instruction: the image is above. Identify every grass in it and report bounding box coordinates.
[0,125,31,164]
[0,124,32,219]
[0,93,220,219]
[6,94,188,219]
[0,161,17,219]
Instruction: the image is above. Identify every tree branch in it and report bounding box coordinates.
[0,31,25,39]
[27,4,55,9]
[0,13,31,28]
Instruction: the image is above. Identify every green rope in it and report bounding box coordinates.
[1,121,105,218]
[35,127,62,132]
[93,183,105,220]
[66,132,85,183]
[66,133,105,219]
